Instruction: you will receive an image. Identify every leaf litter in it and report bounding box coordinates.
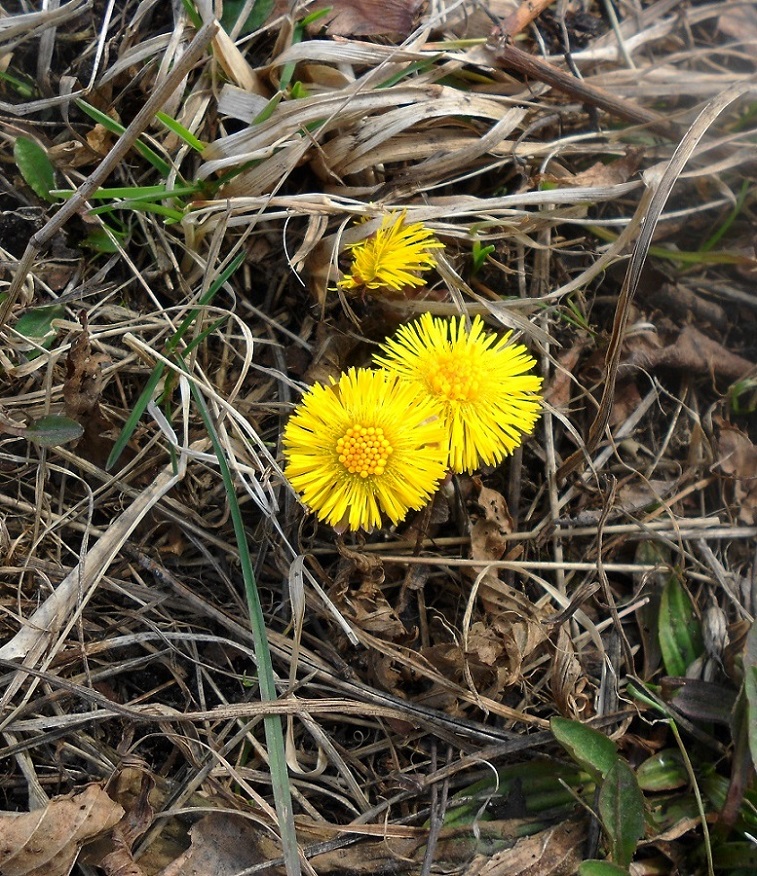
[1,0,757,873]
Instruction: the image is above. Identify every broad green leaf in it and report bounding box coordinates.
[14,137,56,201]
[579,862,630,876]
[220,0,275,35]
[742,620,757,775]
[659,573,703,677]
[26,415,83,447]
[551,717,618,783]
[81,225,129,252]
[598,759,645,868]
[15,305,65,358]
[711,841,757,870]
[636,749,688,791]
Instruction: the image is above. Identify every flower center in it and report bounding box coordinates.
[428,354,479,402]
[336,424,393,478]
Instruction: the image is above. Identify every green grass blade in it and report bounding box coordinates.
[700,179,750,252]
[75,99,173,177]
[166,251,245,353]
[108,252,245,470]
[156,111,206,152]
[53,184,200,201]
[106,362,166,471]
[185,365,301,876]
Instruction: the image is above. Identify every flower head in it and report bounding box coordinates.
[283,367,447,531]
[339,211,444,293]
[374,313,543,473]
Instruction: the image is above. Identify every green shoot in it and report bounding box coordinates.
[75,99,173,177]
[470,239,495,276]
[156,111,206,152]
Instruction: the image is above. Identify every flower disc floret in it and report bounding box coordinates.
[339,211,444,293]
[374,313,543,473]
[283,368,447,531]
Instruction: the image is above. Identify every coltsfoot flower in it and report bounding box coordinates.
[338,211,444,293]
[283,367,447,531]
[374,313,543,473]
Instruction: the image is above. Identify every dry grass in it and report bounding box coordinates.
[1,0,757,873]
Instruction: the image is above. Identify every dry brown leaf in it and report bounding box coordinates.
[551,625,590,718]
[332,546,409,641]
[63,328,111,421]
[539,148,644,188]
[544,338,592,410]
[625,324,753,381]
[715,422,757,524]
[463,818,585,876]
[307,0,423,36]
[158,813,276,876]
[473,579,550,689]
[470,478,514,564]
[610,378,643,428]
[0,784,124,876]
[717,0,757,47]
[100,764,155,876]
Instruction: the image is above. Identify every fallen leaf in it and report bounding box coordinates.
[61,325,113,464]
[0,784,124,876]
[469,478,514,564]
[551,626,590,718]
[271,0,422,35]
[714,422,757,524]
[539,148,644,188]
[309,0,423,35]
[464,818,585,875]
[544,337,592,410]
[100,764,155,876]
[625,324,753,381]
[63,327,111,421]
[158,813,276,876]
[718,0,757,48]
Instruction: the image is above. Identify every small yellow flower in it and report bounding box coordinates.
[374,313,543,474]
[339,211,444,293]
[283,367,447,531]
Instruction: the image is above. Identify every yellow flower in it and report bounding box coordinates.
[374,313,543,474]
[339,211,444,293]
[283,367,447,531]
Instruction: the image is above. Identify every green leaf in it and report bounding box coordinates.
[106,363,165,471]
[156,111,206,152]
[220,0,275,35]
[636,749,688,791]
[658,574,704,676]
[13,137,56,202]
[742,620,757,774]
[75,100,172,177]
[26,415,84,447]
[445,759,590,825]
[579,862,630,876]
[81,224,129,252]
[15,304,65,356]
[711,841,757,870]
[598,759,645,868]
[551,717,618,783]
[184,361,300,876]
